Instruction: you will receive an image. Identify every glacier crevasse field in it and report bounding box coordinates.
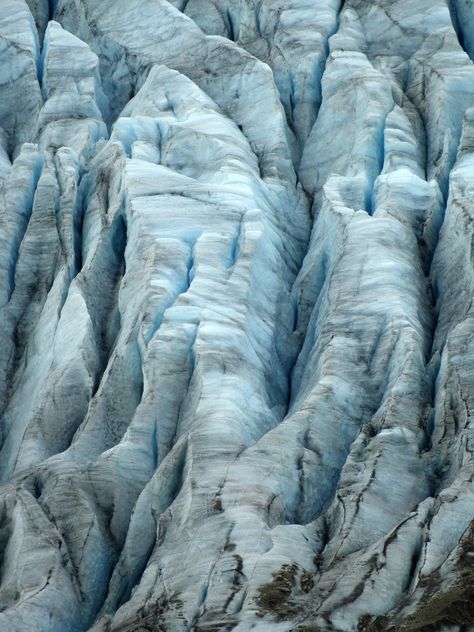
[0,1,473,630]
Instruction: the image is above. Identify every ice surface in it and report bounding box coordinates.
[0,1,473,631]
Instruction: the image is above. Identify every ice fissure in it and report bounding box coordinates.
[0,1,474,631]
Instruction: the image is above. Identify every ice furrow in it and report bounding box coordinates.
[175,0,344,153]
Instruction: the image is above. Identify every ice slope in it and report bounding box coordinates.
[0,1,473,631]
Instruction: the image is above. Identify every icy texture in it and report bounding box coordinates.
[0,1,473,631]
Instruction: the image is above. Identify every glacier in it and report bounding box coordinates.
[0,0,473,630]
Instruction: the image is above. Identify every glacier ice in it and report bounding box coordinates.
[0,1,474,631]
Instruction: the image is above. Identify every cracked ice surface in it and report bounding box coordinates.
[0,1,474,631]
